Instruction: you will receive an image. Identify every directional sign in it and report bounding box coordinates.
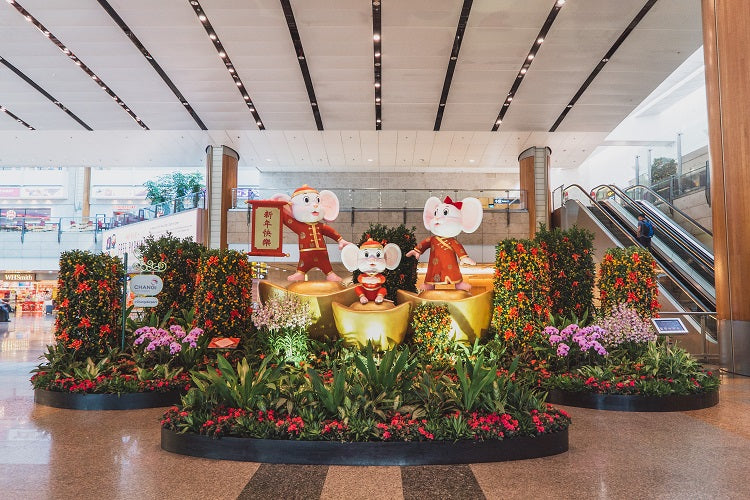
[133,296,159,308]
[130,274,163,296]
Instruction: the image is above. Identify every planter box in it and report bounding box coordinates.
[160,427,568,465]
[546,389,719,412]
[34,388,182,410]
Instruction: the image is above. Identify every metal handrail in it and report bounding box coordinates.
[563,184,714,314]
[592,184,714,273]
[624,184,712,236]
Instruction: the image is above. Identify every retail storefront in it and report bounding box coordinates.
[0,271,58,316]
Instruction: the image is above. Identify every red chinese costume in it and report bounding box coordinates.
[412,236,468,284]
[282,186,343,276]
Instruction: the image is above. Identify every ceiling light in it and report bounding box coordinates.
[520,68,527,74]
[311,102,317,106]
[376,118,381,123]
[507,96,513,101]
[469,159,475,163]
[557,0,566,6]
[236,81,242,86]
[229,68,235,73]
[244,95,250,100]
[257,121,262,126]
[298,55,304,60]
[367,158,373,162]
[496,119,502,125]
[191,1,198,5]
[374,82,380,88]
[602,58,609,62]
[450,56,457,61]
[375,97,381,102]
[566,104,573,108]
[537,37,544,44]
[219,51,226,58]
[265,158,272,162]
[198,14,207,22]
[209,33,217,40]
[527,54,534,61]
[373,34,380,41]
[375,52,381,58]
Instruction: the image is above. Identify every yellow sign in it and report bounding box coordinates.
[247,199,287,257]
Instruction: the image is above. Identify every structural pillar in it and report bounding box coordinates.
[702,0,750,375]
[518,147,551,238]
[205,145,239,249]
[81,166,91,219]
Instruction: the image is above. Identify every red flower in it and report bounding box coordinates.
[504,330,515,341]
[100,324,112,334]
[60,298,70,308]
[230,309,240,319]
[631,253,640,264]
[78,317,92,328]
[205,319,213,328]
[226,275,238,285]
[205,291,214,302]
[76,282,92,294]
[207,255,219,266]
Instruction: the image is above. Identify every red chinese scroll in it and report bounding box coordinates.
[246,199,288,257]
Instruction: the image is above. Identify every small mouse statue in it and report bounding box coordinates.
[341,237,402,304]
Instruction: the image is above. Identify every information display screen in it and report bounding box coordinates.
[651,318,689,335]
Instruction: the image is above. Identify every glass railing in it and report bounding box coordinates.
[232,188,527,212]
[646,163,709,203]
[1,191,206,244]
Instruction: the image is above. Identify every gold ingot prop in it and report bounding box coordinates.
[332,301,411,350]
[396,289,494,344]
[257,281,358,339]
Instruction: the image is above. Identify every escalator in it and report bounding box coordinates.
[556,184,717,358]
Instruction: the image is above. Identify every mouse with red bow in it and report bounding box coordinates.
[406,196,483,291]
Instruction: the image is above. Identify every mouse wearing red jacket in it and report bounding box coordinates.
[406,196,483,291]
[272,185,350,282]
[341,238,402,304]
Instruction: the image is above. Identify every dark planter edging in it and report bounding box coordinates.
[160,427,568,465]
[34,388,182,410]
[547,389,719,412]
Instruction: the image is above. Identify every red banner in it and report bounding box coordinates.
[247,199,288,257]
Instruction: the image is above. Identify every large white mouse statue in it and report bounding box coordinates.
[341,237,402,304]
[406,196,483,291]
[273,185,350,282]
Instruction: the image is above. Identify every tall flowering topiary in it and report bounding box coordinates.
[352,223,418,301]
[410,303,455,367]
[137,234,205,322]
[492,239,551,350]
[598,246,660,318]
[193,249,254,337]
[55,250,123,357]
[535,225,595,318]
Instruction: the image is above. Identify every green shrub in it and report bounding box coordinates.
[55,250,123,358]
[137,234,204,322]
[535,224,595,318]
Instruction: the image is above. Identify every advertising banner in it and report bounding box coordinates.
[102,209,203,259]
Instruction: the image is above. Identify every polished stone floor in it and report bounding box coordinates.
[1,315,749,500]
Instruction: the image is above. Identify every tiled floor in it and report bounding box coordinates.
[1,315,749,500]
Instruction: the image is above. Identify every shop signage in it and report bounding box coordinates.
[2,273,35,281]
[133,296,159,308]
[130,275,163,296]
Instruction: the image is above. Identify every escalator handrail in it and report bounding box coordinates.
[563,184,714,312]
[637,200,714,263]
[592,184,714,274]
[625,184,713,237]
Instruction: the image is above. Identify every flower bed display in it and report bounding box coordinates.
[160,343,571,464]
[530,306,719,411]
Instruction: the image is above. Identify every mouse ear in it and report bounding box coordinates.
[340,243,359,271]
[460,197,483,233]
[319,190,340,221]
[383,243,402,270]
[422,197,441,231]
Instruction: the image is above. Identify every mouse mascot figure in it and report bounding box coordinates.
[406,196,483,291]
[341,237,402,304]
[273,185,350,282]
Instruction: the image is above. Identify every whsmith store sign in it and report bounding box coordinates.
[2,273,36,281]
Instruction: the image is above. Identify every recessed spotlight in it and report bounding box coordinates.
[257,121,262,126]
[556,0,566,6]
[507,96,513,102]
[198,14,207,22]
[311,102,317,106]
[236,81,242,86]
[190,1,198,5]
[375,52,380,57]
[520,68,527,74]
[229,67,235,73]
[527,54,534,61]
[367,158,373,162]
[376,118,381,123]
[450,56,457,61]
[566,104,573,108]
[439,103,445,107]
[374,82,381,88]
[209,33,217,40]
[298,55,305,60]
[469,159,475,163]
[373,34,380,41]
[375,97,381,102]
[496,119,502,125]
[537,37,544,44]
[219,51,226,58]
[92,75,98,80]
[602,58,609,62]
[244,95,250,100]
[265,158,272,162]
[373,1,380,6]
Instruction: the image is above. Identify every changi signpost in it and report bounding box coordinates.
[120,253,167,349]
